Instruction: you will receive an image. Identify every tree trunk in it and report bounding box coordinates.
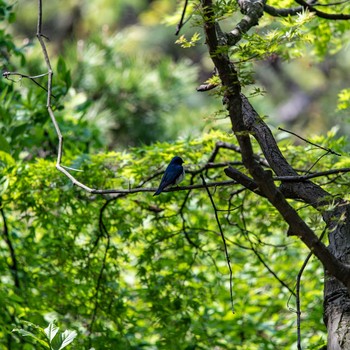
[324,206,350,349]
[200,0,350,348]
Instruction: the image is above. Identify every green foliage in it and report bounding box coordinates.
[175,33,201,48]
[2,0,350,349]
[337,88,350,111]
[65,32,211,147]
[12,321,77,350]
[2,129,344,349]
[0,5,103,162]
[212,0,239,19]
[231,10,315,87]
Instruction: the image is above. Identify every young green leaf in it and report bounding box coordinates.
[44,322,59,344]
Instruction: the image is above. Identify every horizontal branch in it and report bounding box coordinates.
[276,168,350,182]
[3,71,55,97]
[90,180,238,195]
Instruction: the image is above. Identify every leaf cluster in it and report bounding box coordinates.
[2,129,345,349]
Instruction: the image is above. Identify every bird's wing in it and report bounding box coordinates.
[159,165,181,189]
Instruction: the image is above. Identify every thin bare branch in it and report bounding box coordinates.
[88,199,112,339]
[2,71,56,98]
[179,186,200,248]
[175,0,189,35]
[252,239,295,296]
[315,0,350,6]
[295,228,326,350]
[224,166,264,196]
[201,174,235,313]
[278,127,341,156]
[238,198,295,295]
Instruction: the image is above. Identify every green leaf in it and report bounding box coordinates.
[337,88,350,110]
[0,134,10,153]
[0,176,9,196]
[12,328,50,349]
[57,56,67,74]
[44,322,59,343]
[55,330,77,350]
[0,150,15,167]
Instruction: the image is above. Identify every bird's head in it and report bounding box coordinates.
[170,156,184,165]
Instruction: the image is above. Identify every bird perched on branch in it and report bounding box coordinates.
[153,156,185,196]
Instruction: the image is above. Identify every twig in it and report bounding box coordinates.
[35,0,96,193]
[275,167,350,182]
[2,71,56,98]
[188,161,243,175]
[295,251,312,350]
[238,197,295,296]
[285,227,327,350]
[175,0,188,35]
[200,174,235,313]
[88,199,112,340]
[224,166,264,196]
[212,141,270,167]
[278,127,341,156]
[179,174,200,248]
[254,244,295,296]
[305,152,330,174]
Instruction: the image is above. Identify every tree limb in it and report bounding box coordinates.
[264,0,350,19]
[263,4,304,17]
[294,0,350,19]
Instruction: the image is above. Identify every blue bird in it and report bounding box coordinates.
[153,156,185,196]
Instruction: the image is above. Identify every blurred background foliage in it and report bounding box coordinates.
[1,0,350,349]
[2,0,350,153]
[4,0,222,151]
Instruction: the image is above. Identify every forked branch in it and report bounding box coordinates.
[201,0,350,291]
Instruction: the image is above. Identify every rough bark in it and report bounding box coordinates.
[201,0,350,348]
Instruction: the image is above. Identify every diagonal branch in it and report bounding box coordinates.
[88,199,112,340]
[225,0,265,46]
[240,94,334,210]
[264,0,350,19]
[294,0,350,19]
[278,127,341,156]
[175,0,189,35]
[36,0,96,193]
[201,174,235,313]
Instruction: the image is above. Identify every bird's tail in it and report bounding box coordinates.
[153,188,162,196]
